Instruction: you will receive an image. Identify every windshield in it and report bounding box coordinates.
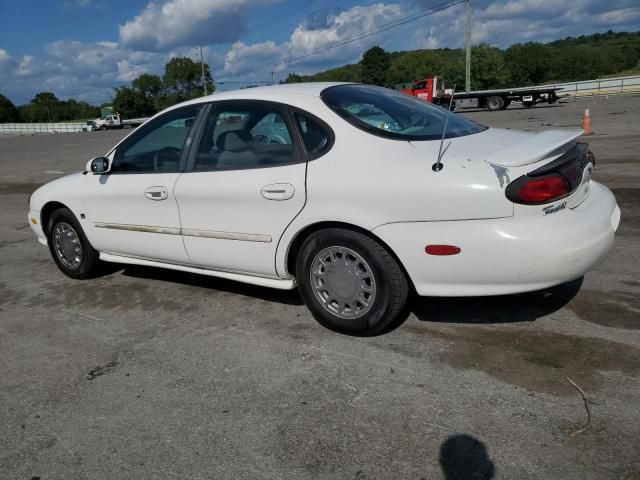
[321,84,486,141]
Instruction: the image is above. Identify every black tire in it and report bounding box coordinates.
[47,207,101,279]
[296,228,409,336]
[523,102,534,109]
[487,96,504,111]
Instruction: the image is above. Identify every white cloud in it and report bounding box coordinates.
[0,49,19,74]
[411,0,640,50]
[1,41,173,104]
[1,0,639,103]
[64,0,103,7]
[17,55,36,76]
[220,3,405,80]
[119,0,275,51]
[117,59,150,81]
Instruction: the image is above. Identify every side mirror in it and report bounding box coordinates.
[86,156,111,174]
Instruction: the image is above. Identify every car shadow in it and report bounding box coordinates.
[108,263,581,329]
[409,277,583,325]
[120,264,304,306]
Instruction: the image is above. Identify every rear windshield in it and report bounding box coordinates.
[321,84,486,141]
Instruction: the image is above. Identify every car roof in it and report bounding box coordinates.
[173,82,352,109]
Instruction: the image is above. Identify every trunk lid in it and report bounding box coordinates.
[485,129,583,167]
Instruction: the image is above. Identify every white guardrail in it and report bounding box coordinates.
[0,118,148,134]
[0,122,91,134]
[549,75,640,97]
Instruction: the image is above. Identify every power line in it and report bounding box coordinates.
[243,0,347,44]
[217,0,465,82]
[246,0,323,37]
[215,81,273,84]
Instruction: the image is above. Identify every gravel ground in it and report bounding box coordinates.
[0,94,639,480]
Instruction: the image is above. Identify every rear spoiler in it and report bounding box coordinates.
[485,129,583,167]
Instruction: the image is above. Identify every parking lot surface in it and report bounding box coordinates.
[1,95,639,479]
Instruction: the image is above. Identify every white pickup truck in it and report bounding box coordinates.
[88,114,122,131]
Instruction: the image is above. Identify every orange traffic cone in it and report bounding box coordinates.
[581,107,592,135]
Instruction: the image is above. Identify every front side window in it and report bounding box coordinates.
[112,105,201,172]
[321,84,486,141]
[194,103,295,171]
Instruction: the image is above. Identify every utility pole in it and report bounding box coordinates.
[271,71,275,85]
[465,0,472,93]
[198,46,207,96]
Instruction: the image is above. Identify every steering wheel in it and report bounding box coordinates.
[252,134,270,144]
[153,146,182,171]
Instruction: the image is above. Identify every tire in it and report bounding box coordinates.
[487,96,504,111]
[523,102,534,109]
[296,228,409,336]
[47,208,101,279]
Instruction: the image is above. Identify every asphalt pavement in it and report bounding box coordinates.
[0,94,639,479]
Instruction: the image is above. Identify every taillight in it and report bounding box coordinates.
[506,174,570,205]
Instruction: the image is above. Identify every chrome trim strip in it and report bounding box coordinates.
[181,228,272,243]
[94,222,272,243]
[94,222,181,235]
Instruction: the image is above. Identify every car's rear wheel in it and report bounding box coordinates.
[47,208,101,279]
[296,228,409,336]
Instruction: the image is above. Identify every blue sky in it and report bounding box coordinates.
[1,0,639,105]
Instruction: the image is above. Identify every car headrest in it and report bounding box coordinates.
[216,131,251,152]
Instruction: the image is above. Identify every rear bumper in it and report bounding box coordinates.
[373,181,619,297]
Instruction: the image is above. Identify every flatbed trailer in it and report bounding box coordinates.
[400,77,561,111]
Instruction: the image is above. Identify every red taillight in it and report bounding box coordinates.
[516,174,570,204]
[425,245,461,256]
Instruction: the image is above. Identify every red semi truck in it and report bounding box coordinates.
[400,77,560,111]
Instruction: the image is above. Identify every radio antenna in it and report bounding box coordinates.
[432,84,456,172]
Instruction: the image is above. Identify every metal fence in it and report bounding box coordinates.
[0,122,90,134]
[549,75,640,98]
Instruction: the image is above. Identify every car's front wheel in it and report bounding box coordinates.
[296,228,409,336]
[47,208,101,279]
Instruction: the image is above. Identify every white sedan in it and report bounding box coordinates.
[28,83,620,335]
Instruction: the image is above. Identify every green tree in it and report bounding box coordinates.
[112,86,139,119]
[549,45,608,82]
[386,50,445,87]
[281,73,304,83]
[470,45,509,90]
[30,92,59,122]
[32,92,59,106]
[505,42,552,86]
[360,46,391,86]
[310,63,361,82]
[132,73,163,115]
[0,94,19,122]
[163,57,214,101]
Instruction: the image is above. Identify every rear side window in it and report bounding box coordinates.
[194,103,295,171]
[321,84,486,141]
[294,112,331,157]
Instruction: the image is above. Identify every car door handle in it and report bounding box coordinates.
[260,183,294,201]
[144,186,168,201]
